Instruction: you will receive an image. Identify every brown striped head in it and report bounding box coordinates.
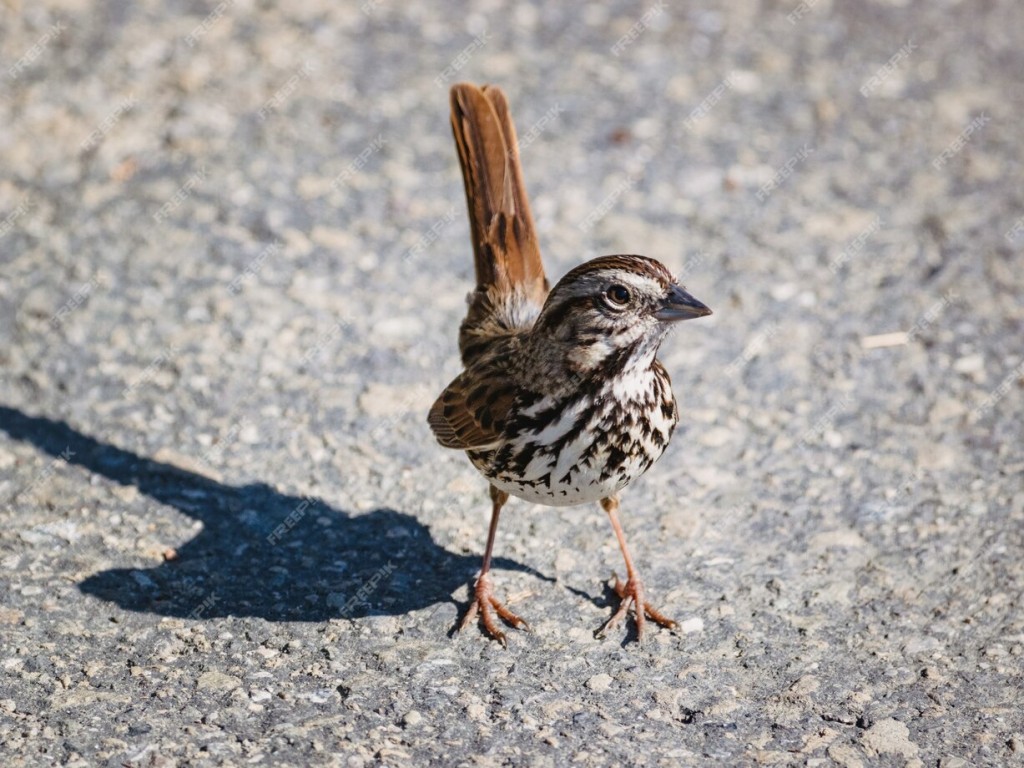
[530,255,711,375]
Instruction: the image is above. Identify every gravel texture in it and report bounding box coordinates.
[2,1,1023,766]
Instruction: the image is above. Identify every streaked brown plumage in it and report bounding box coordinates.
[429,83,712,644]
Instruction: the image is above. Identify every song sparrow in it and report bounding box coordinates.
[428,83,711,644]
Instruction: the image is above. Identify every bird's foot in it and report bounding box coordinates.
[596,572,677,642]
[459,573,529,647]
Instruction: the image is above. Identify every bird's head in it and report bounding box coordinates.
[530,254,711,377]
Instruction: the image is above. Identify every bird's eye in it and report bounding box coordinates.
[605,284,631,308]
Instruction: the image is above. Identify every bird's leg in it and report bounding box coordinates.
[596,494,677,641]
[459,485,529,646]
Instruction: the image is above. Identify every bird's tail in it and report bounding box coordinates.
[449,83,548,363]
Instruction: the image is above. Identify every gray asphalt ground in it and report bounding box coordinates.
[2,1,1023,765]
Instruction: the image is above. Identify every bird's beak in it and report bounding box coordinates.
[655,284,712,322]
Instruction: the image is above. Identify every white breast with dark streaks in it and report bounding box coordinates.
[469,364,678,506]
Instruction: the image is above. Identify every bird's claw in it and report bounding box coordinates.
[595,572,676,642]
[459,573,529,646]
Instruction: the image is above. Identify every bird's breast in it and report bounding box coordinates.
[467,365,677,506]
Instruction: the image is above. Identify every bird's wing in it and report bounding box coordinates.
[427,362,518,451]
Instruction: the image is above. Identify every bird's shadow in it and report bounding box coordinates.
[0,405,543,622]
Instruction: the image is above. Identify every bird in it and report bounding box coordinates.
[427,83,712,645]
